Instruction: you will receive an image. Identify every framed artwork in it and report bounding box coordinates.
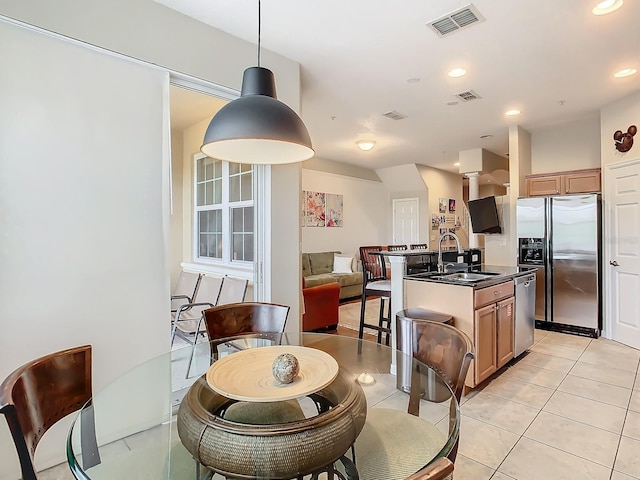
[305,191,325,227]
[439,198,447,213]
[449,198,456,212]
[325,193,343,227]
[431,214,440,228]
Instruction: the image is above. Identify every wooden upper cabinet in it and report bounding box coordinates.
[526,168,601,197]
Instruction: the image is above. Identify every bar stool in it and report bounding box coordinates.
[387,244,408,251]
[358,246,392,345]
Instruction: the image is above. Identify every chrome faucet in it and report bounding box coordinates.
[438,232,464,273]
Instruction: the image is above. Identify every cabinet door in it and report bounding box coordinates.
[474,304,497,384]
[527,175,563,196]
[564,170,601,194]
[496,297,515,368]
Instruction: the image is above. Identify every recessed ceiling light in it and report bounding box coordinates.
[592,0,623,15]
[448,68,467,78]
[407,77,421,84]
[356,140,376,151]
[454,162,461,167]
[505,109,521,116]
[614,68,637,78]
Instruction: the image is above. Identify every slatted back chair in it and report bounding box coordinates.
[171,271,202,313]
[410,243,429,250]
[216,276,249,305]
[387,244,408,251]
[358,246,392,345]
[0,346,99,480]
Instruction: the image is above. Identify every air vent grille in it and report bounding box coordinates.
[427,4,485,37]
[455,90,481,102]
[382,110,407,121]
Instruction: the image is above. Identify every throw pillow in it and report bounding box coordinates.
[332,255,353,274]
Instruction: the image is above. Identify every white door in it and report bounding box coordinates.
[605,158,640,349]
[392,198,419,245]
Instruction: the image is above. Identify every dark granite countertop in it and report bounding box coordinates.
[405,265,536,288]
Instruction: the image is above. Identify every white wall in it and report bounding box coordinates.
[531,114,601,173]
[301,169,390,256]
[0,22,169,478]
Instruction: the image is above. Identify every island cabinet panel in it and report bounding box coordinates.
[404,278,516,389]
[496,297,515,369]
[474,304,498,383]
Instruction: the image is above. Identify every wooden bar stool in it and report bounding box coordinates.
[358,246,392,345]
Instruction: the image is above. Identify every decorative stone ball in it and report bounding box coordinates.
[272,353,300,384]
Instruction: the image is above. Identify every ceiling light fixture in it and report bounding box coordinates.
[614,68,637,78]
[356,140,376,151]
[505,109,521,116]
[201,0,314,164]
[448,68,467,78]
[592,0,623,15]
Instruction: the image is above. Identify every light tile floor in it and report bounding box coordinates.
[455,329,640,480]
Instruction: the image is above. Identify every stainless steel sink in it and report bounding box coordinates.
[441,272,496,281]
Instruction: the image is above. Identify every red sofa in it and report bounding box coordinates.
[302,281,340,331]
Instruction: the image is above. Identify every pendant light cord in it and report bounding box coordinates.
[257,0,261,67]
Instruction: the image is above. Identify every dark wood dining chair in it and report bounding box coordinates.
[0,345,100,480]
[410,243,429,250]
[408,319,474,462]
[405,457,454,480]
[202,301,290,363]
[358,246,392,345]
[387,244,408,251]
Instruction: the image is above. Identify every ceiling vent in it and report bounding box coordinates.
[382,110,407,121]
[427,4,485,37]
[455,90,481,102]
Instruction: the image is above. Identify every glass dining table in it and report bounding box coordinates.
[67,333,459,480]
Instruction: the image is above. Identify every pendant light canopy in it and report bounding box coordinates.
[201,1,314,165]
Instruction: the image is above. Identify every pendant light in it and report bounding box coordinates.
[201,1,314,164]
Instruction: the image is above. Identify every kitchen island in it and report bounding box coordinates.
[404,265,535,388]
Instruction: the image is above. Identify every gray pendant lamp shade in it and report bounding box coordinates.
[201,67,314,164]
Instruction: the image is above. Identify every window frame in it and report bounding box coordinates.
[192,152,255,271]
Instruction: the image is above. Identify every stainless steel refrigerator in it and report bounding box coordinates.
[516,194,602,337]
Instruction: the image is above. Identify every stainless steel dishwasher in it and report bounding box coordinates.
[514,273,536,356]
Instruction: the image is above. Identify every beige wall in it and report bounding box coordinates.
[170,130,185,289]
[416,165,468,248]
[301,169,390,255]
[531,114,601,173]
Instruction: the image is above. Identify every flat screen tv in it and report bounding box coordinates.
[468,196,502,234]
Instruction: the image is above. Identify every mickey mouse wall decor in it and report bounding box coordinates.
[613,125,637,153]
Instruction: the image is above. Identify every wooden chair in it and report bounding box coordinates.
[0,346,99,480]
[387,244,408,251]
[358,246,391,345]
[405,458,454,480]
[410,243,429,250]
[408,319,474,462]
[202,302,299,424]
[203,302,290,362]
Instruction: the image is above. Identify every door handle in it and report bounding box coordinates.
[610,260,620,267]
